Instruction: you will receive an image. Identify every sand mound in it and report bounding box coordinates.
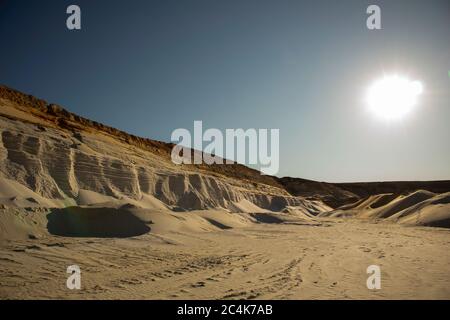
[247,212,285,224]
[368,190,436,219]
[385,192,450,228]
[368,193,399,209]
[397,203,450,228]
[76,189,117,206]
[226,199,267,213]
[0,178,66,208]
[50,204,261,237]
[317,194,395,218]
[323,190,450,228]
[0,207,48,241]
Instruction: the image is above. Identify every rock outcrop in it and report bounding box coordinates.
[0,85,329,214]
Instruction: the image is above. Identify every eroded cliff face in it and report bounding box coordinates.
[0,86,330,214]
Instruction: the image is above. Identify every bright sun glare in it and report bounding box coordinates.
[367,75,423,120]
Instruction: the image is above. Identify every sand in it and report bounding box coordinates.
[321,190,450,228]
[1,208,449,299]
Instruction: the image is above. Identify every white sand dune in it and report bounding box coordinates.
[387,192,450,227]
[321,190,450,228]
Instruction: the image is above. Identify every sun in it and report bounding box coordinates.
[367,75,423,120]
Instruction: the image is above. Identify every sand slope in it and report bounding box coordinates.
[321,190,450,228]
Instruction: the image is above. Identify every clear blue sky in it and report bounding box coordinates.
[0,0,449,182]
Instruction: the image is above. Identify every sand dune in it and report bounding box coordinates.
[321,190,450,228]
[387,192,450,227]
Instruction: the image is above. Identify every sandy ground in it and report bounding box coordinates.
[1,213,449,300]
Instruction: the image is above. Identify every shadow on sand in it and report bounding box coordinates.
[47,207,151,238]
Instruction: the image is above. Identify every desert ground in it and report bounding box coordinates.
[1,208,450,300]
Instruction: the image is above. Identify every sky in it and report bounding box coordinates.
[0,0,449,182]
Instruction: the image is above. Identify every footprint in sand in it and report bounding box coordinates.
[206,277,220,282]
[191,281,206,288]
